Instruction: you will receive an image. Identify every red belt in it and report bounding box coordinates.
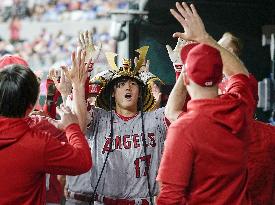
[67,191,94,202]
[68,191,150,205]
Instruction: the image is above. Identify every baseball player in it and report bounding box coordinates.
[218,32,275,205]
[157,2,255,204]
[57,29,185,204]
[62,44,167,205]
[0,56,92,205]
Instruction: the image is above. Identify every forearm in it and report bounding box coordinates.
[165,72,187,122]
[199,34,249,77]
[72,83,88,131]
[65,124,91,167]
[45,123,92,175]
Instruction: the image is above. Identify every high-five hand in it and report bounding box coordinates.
[48,105,79,130]
[49,68,72,103]
[78,30,102,66]
[166,38,187,64]
[62,49,88,87]
[170,2,208,42]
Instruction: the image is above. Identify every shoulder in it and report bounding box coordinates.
[88,107,109,122]
[226,74,256,96]
[164,116,196,150]
[144,107,165,118]
[226,73,257,114]
[144,107,166,127]
[90,106,109,116]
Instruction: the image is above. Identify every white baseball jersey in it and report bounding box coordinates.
[88,107,166,198]
[66,106,166,202]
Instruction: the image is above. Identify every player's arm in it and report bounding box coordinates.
[44,105,92,175]
[62,49,89,132]
[170,2,248,77]
[165,70,187,122]
[157,183,187,205]
[165,38,188,122]
[48,67,72,107]
[63,31,101,131]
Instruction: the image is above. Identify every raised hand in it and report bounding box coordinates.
[170,2,208,42]
[62,49,88,87]
[49,68,72,104]
[48,104,79,130]
[166,38,188,64]
[78,30,102,67]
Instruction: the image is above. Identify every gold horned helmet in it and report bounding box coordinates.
[91,45,163,111]
[105,46,149,77]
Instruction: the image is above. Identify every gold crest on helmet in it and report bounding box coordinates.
[105,46,149,77]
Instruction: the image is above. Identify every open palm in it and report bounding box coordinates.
[62,49,89,87]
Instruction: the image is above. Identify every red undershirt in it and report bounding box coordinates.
[115,112,138,121]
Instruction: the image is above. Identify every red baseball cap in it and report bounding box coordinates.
[181,43,223,87]
[0,54,29,69]
[180,43,199,64]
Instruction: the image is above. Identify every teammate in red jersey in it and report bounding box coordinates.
[157,2,255,204]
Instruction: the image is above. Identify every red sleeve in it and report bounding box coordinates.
[157,182,187,205]
[226,74,257,117]
[27,115,67,142]
[157,123,193,202]
[248,73,258,103]
[43,123,92,175]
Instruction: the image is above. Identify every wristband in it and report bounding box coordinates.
[89,84,102,94]
[85,62,94,72]
[173,63,183,80]
[173,63,183,71]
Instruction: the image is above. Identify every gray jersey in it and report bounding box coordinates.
[67,107,166,201]
[88,107,166,198]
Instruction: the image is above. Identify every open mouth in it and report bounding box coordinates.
[125,93,132,99]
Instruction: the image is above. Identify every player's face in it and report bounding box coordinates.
[113,78,140,113]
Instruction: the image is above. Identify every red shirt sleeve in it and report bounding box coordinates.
[157,182,187,205]
[27,115,67,142]
[43,123,92,175]
[248,74,258,103]
[226,74,257,117]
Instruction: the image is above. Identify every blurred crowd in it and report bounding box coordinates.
[0,0,124,104]
[0,27,114,78]
[0,0,127,22]
[0,0,119,79]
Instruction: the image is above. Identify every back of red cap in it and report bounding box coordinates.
[185,43,223,87]
[0,55,29,69]
[180,43,199,64]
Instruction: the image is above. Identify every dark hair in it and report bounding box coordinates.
[107,76,144,110]
[0,64,39,117]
